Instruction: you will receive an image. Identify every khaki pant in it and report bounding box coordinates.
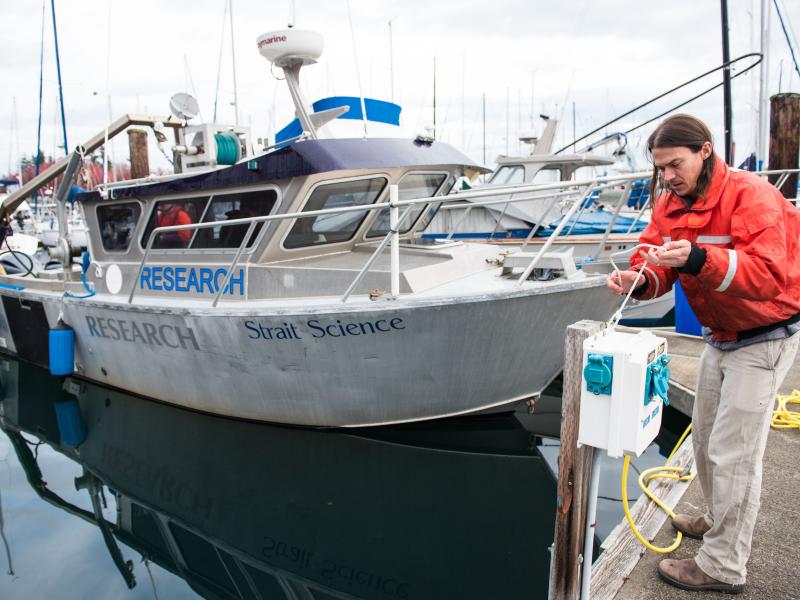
[692,332,799,585]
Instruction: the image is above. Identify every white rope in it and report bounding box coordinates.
[606,243,663,330]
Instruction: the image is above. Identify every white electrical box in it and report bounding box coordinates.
[578,329,670,458]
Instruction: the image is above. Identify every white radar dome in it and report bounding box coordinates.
[256,29,324,67]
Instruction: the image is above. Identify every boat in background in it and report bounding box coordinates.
[425,117,650,246]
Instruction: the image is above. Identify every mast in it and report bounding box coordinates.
[505,87,509,155]
[35,0,45,191]
[482,93,486,166]
[229,0,240,125]
[433,56,437,139]
[461,54,465,149]
[50,0,68,155]
[757,0,771,169]
[388,19,395,103]
[721,0,733,164]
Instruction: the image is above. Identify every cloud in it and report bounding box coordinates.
[0,0,796,172]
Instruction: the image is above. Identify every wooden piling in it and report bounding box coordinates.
[549,320,605,600]
[127,128,149,179]
[768,93,800,198]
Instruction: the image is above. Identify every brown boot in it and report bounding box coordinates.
[672,513,711,539]
[658,558,745,594]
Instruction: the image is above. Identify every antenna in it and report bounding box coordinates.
[257,29,333,139]
[169,93,200,121]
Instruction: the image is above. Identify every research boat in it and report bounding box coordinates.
[0,28,622,426]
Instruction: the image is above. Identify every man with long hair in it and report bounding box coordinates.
[608,114,800,594]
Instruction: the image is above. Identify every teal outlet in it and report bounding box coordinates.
[645,354,671,405]
[584,353,613,395]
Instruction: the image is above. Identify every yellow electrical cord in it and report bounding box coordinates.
[772,390,800,429]
[619,388,799,554]
[621,422,694,553]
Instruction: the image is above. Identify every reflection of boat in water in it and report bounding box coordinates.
[0,357,558,599]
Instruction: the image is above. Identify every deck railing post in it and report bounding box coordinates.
[516,183,595,286]
[591,180,633,261]
[128,233,156,304]
[390,184,400,298]
[212,221,257,307]
[549,320,605,600]
[341,206,413,303]
[446,204,473,241]
[521,194,566,252]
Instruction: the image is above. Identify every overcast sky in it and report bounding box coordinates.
[1,0,798,174]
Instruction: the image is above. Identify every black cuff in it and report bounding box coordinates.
[678,243,707,276]
[633,278,648,296]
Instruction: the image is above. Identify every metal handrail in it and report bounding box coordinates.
[516,181,597,286]
[591,180,634,261]
[212,221,257,307]
[340,205,414,303]
[125,170,659,305]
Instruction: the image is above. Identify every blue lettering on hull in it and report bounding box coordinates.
[140,266,245,296]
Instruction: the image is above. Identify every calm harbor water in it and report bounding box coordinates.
[0,356,687,599]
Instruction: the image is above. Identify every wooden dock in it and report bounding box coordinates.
[597,328,800,600]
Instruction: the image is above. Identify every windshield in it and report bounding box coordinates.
[284,178,387,249]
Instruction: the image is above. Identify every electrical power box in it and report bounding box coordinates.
[578,329,670,458]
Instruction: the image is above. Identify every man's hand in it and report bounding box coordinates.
[644,239,692,268]
[607,270,645,295]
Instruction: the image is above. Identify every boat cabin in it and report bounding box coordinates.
[76,138,491,301]
[489,154,617,186]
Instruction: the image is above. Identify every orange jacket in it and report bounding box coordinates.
[631,155,800,341]
[156,205,192,242]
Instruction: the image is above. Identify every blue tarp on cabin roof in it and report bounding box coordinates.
[76,138,488,203]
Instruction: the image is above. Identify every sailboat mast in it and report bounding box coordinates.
[433,57,437,139]
[388,19,395,103]
[35,0,45,185]
[758,0,771,169]
[482,93,486,166]
[229,0,240,125]
[50,0,68,154]
[721,0,733,164]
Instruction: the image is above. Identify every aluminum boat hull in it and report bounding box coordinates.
[0,277,619,427]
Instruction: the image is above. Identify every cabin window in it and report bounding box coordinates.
[141,197,208,249]
[284,178,387,249]
[366,173,447,237]
[190,189,278,249]
[490,165,524,185]
[97,202,142,251]
[531,168,561,184]
[415,175,457,232]
[573,166,602,181]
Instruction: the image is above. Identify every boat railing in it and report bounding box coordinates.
[129,171,651,306]
[128,167,798,306]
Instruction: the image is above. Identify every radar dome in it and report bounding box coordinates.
[256,29,323,67]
